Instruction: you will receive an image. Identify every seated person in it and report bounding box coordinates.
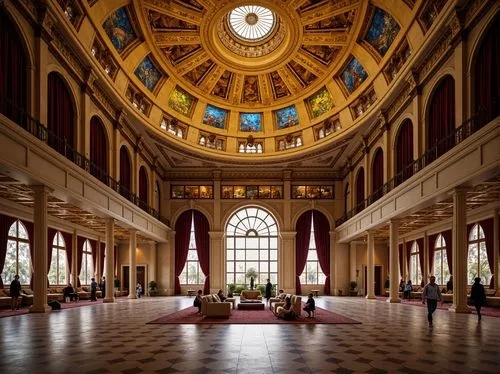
[303,293,316,318]
[446,276,453,292]
[404,280,412,300]
[217,289,226,302]
[63,283,79,302]
[275,297,296,320]
[277,289,286,301]
[399,279,405,292]
[193,290,203,314]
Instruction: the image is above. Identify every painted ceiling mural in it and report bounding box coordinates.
[340,57,368,94]
[364,7,401,57]
[134,55,163,91]
[103,7,137,53]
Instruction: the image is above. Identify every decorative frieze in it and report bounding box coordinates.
[314,116,341,141]
[161,116,187,139]
[383,39,411,83]
[126,83,152,116]
[91,37,119,80]
[349,86,377,119]
[277,132,303,151]
[199,132,225,151]
[238,135,263,153]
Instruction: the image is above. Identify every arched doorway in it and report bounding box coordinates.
[225,206,278,293]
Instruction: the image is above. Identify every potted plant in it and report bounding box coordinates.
[245,268,258,290]
[349,281,358,296]
[149,280,158,296]
[227,283,236,297]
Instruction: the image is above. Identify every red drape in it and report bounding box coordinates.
[371,148,384,201]
[139,166,148,207]
[405,241,413,274]
[295,210,312,295]
[47,72,74,155]
[428,233,439,276]
[398,243,403,279]
[0,10,27,124]
[100,242,105,278]
[355,168,365,210]
[194,210,210,295]
[480,218,494,278]
[119,146,132,196]
[313,211,331,295]
[396,119,414,185]
[428,75,455,161]
[0,214,16,288]
[77,236,87,287]
[474,15,499,122]
[90,116,108,182]
[442,229,452,275]
[60,231,72,280]
[416,238,424,280]
[175,210,192,294]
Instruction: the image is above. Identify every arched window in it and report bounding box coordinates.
[395,119,413,185]
[47,72,75,157]
[371,148,384,201]
[226,207,278,288]
[474,15,499,122]
[139,166,148,208]
[1,220,31,284]
[119,146,131,198]
[48,232,67,285]
[180,213,205,285]
[90,116,108,182]
[355,167,365,212]
[299,214,325,285]
[409,241,421,285]
[433,234,449,285]
[0,10,28,124]
[79,240,93,285]
[427,75,455,161]
[467,224,491,285]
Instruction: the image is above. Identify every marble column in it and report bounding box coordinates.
[280,232,296,294]
[423,232,429,283]
[128,229,137,299]
[349,242,357,288]
[388,219,401,303]
[402,238,407,281]
[449,188,470,313]
[329,231,335,295]
[72,229,78,288]
[366,231,376,299]
[104,218,115,303]
[209,231,224,293]
[30,186,51,313]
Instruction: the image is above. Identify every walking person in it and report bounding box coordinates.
[422,276,442,327]
[90,277,98,301]
[101,276,106,299]
[136,282,142,298]
[470,277,486,321]
[10,274,21,310]
[404,280,412,301]
[265,279,273,306]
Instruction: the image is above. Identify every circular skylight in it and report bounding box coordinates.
[228,5,276,42]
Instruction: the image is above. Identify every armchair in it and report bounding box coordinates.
[201,295,231,317]
[240,290,262,301]
[271,295,302,317]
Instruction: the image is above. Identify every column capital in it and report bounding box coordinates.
[31,185,54,194]
[208,231,224,239]
[129,228,138,235]
[280,231,296,240]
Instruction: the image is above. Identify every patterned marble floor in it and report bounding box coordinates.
[0,296,498,373]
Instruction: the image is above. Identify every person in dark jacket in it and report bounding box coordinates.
[303,293,316,318]
[446,276,453,292]
[10,274,21,310]
[265,279,273,305]
[470,277,486,321]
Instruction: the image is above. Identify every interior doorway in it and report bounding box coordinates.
[122,265,146,296]
[364,265,382,296]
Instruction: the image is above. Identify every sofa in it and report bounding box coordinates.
[240,290,262,301]
[271,294,302,317]
[201,294,232,317]
[485,289,500,307]
[0,288,13,308]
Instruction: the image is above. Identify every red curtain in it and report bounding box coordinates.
[100,242,105,278]
[398,244,403,279]
[295,210,312,295]
[194,210,210,295]
[371,148,384,201]
[60,231,72,280]
[0,214,16,288]
[47,72,74,155]
[442,229,452,275]
[479,218,494,278]
[474,15,499,122]
[428,233,439,276]
[416,238,424,281]
[90,116,108,182]
[396,119,414,185]
[405,241,413,274]
[355,168,365,210]
[119,146,132,196]
[139,166,148,206]
[427,75,455,161]
[0,10,27,124]
[174,210,192,294]
[313,210,331,295]
[22,220,34,289]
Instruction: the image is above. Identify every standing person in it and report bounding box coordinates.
[404,280,413,301]
[193,290,203,314]
[136,282,142,298]
[446,276,453,292]
[470,277,486,321]
[10,274,21,310]
[265,279,273,306]
[90,277,98,301]
[422,276,442,327]
[101,276,106,299]
[399,279,405,292]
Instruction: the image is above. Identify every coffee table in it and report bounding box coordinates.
[237,301,265,310]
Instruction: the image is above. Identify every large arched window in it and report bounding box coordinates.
[180,213,205,285]
[47,72,75,157]
[90,116,108,183]
[433,234,450,285]
[299,214,325,285]
[48,232,67,285]
[409,241,421,285]
[371,148,384,202]
[427,75,455,161]
[226,207,278,287]
[0,10,28,124]
[119,146,132,198]
[79,239,93,286]
[355,167,365,212]
[1,220,31,284]
[395,119,414,185]
[467,224,491,285]
[139,166,148,209]
[474,15,499,123]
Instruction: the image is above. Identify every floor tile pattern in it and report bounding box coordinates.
[0,296,499,373]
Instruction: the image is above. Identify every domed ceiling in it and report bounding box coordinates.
[92,0,416,163]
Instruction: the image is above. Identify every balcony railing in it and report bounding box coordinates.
[0,93,170,227]
[336,100,499,227]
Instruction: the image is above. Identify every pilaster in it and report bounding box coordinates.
[209,231,224,293]
[104,218,115,303]
[366,231,376,299]
[349,242,357,288]
[280,231,296,293]
[72,229,78,288]
[128,229,137,299]
[494,211,499,290]
[423,231,429,283]
[388,219,401,303]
